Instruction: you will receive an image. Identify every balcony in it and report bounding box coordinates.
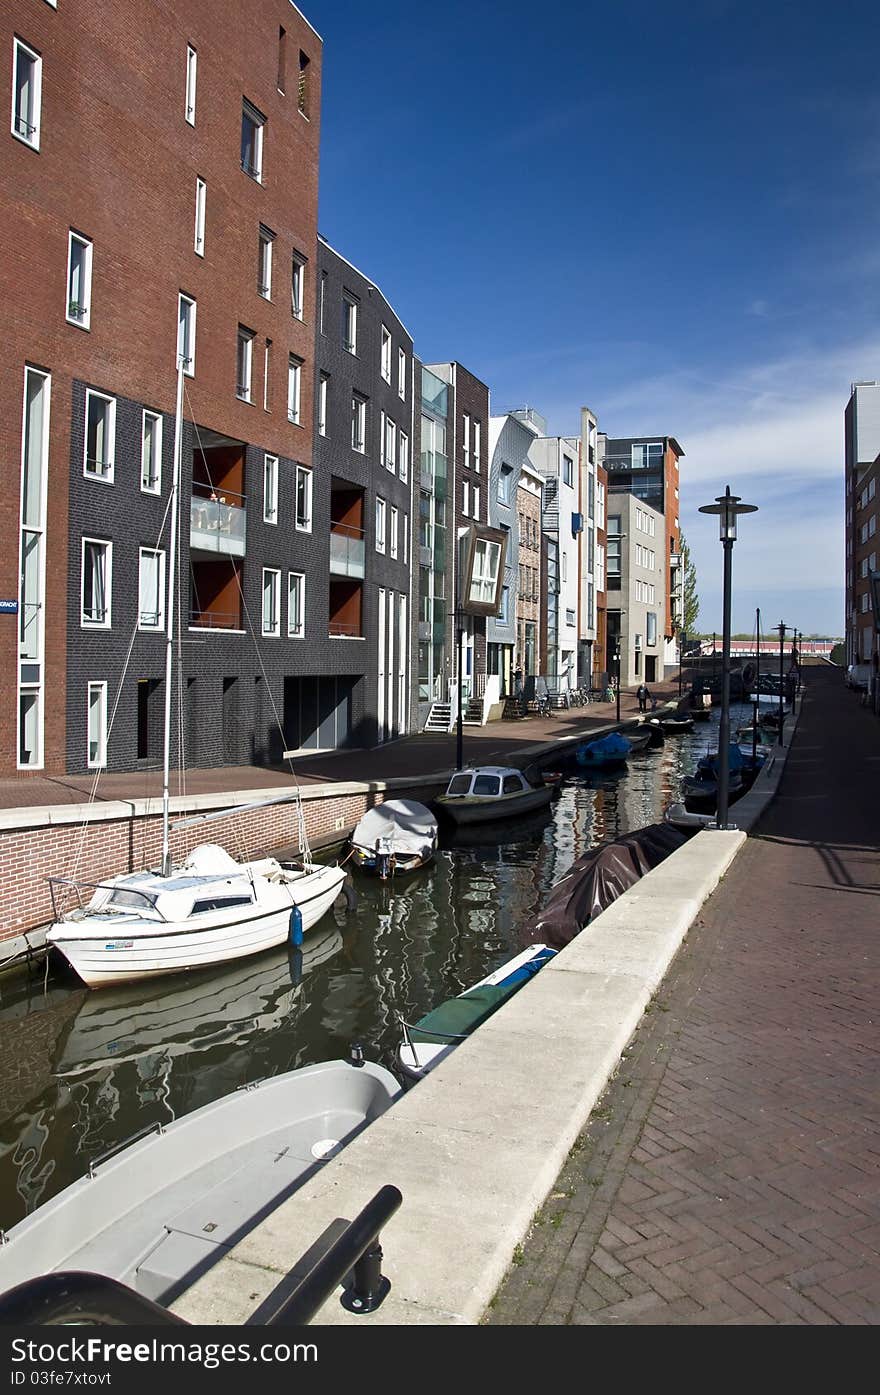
[669,551,682,569]
[190,488,246,557]
[330,524,365,579]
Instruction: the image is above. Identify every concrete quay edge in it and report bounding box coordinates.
[171,826,745,1328]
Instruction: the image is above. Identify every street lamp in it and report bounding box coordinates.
[777,620,786,736]
[614,638,622,722]
[699,486,758,829]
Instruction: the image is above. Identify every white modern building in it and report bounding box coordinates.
[606,494,666,687]
[528,433,581,693]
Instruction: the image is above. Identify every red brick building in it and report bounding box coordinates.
[3,1,322,775]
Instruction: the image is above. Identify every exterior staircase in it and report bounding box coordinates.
[463,698,484,725]
[424,701,453,732]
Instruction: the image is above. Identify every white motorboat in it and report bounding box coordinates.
[349,799,438,878]
[47,844,347,989]
[0,1056,401,1305]
[398,943,556,1081]
[46,359,346,988]
[433,766,554,827]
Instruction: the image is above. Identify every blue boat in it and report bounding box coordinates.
[575,731,632,769]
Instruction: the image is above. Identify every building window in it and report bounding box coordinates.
[351,393,366,452]
[194,177,206,255]
[241,100,265,181]
[12,38,41,150]
[498,586,509,623]
[287,355,302,424]
[319,271,326,333]
[81,538,112,628]
[84,391,116,482]
[342,294,358,354]
[291,251,306,319]
[178,293,196,374]
[562,453,574,487]
[399,431,409,483]
[463,480,470,517]
[463,415,470,471]
[236,326,254,401]
[381,325,392,382]
[263,453,278,524]
[403,512,409,564]
[262,568,281,636]
[18,366,50,770]
[384,415,396,472]
[498,463,513,504]
[474,420,481,472]
[66,232,92,329]
[468,538,502,605]
[318,373,328,436]
[185,45,197,124]
[258,226,274,298]
[390,505,399,559]
[473,485,480,522]
[398,347,406,399]
[263,340,271,411]
[298,50,310,117]
[287,571,305,637]
[295,465,312,531]
[138,548,165,630]
[141,410,162,493]
[375,497,387,553]
[87,682,107,768]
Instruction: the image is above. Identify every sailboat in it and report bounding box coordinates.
[46,363,347,989]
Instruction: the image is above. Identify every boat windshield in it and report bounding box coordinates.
[472,774,501,796]
[447,774,473,796]
[105,887,159,911]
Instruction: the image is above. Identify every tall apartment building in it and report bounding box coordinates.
[844,381,880,666]
[528,434,581,691]
[601,434,684,665]
[315,237,416,747]
[579,408,600,686]
[515,463,544,682]
[5,1,330,776]
[606,496,666,686]
[487,410,542,694]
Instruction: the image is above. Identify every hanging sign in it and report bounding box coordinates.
[0,600,18,614]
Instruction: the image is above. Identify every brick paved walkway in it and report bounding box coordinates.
[487,666,880,1324]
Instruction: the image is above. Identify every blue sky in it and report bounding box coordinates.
[304,0,880,635]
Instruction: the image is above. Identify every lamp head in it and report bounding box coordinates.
[699,484,758,542]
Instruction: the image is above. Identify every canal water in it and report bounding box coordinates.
[0,704,756,1233]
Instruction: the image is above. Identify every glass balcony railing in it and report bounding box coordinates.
[329,525,365,578]
[190,492,246,557]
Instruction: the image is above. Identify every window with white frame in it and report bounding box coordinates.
[19,366,50,770]
[398,347,406,399]
[375,497,387,553]
[287,571,305,637]
[12,38,41,150]
[318,373,328,436]
[399,430,409,483]
[84,391,115,482]
[241,100,265,181]
[468,537,501,605]
[473,485,480,522]
[87,681,107,768]
[295,465,312,531]
[141,410,162,493]
[287,355,302,424]
[81,538,111,627]
[463,480,470,517]
[342,294,358,353]
[646,612,657,645]
[498,463,513,504]
[871,514,877,537]
[236,326,254,400]
[262,568,281,636]
[463,414,470,470]
[403,512,409,564]
[390,505,399,559]
[291,251,306,319]
[562,453,574,487]
[138,548,165,630]
[258,226,274,298]
[194,177,206,255]
[185,45,197,124]
[178,293,196,374]
[473,420,481,471]
[263,341,271,411]
[381,325,392,382]
[562,552,567,583]
[351,393,366,452]
[67,232,92,328]
[263,453,278,523]
[384,415,396,472]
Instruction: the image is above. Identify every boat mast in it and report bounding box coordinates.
[161,359,185,876]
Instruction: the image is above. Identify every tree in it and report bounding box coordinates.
[680,533,700,635]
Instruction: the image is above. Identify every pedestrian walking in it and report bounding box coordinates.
[637,681,651,712]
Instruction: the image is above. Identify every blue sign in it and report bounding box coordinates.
[0,600,18,614]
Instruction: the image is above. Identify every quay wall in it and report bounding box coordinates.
[0,776,445,946]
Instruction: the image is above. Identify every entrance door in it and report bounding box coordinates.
[646,655,657,682]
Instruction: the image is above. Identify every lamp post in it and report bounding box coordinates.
[699,486,758,829]
[614,638,622,722]
[777,620,786,737]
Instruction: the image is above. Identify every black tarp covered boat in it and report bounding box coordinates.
[526,822,693,948]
